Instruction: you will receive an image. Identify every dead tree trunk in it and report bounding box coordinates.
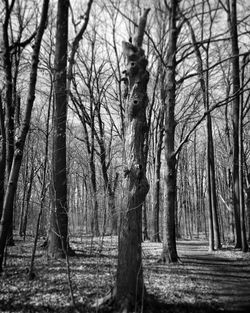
[115,8,150,311]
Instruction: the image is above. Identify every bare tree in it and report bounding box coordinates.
[159,0,180,263]
[0,0,49,272]
[183,4,221,250]
[0,95,5,220]
[94,8,150,312]
[48,0,71,258]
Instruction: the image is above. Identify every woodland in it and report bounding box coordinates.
[0,0,250,312]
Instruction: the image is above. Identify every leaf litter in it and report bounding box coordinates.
[0,235,250,312]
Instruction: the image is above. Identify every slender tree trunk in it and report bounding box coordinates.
[109,191,116,235]
[193,131,200,235]
[207,124,215,251]
[239,62,248,252]
[152,113,163,242]
[2,2,15,246]
[209,132,221,249]
[228,0,242,248]
[239,54,249,252]
[160,0,179,263]
[0,96,6,220]
[48,0,71,258]
[28,88,51,279]
[19,145,32,238]
[89,148,100,237]
[0,0,49,272]
[22,163,35,241]
[110,173,119,235]
[184,15,221,250]
[143,203,150,241]
[245,180,250,242]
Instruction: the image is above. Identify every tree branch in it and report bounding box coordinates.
[68,0,93,90]
[174,83,250,157]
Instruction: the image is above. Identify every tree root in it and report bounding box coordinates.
[91,286,117,310]
[91,286,145,312]
[156,254,181,264]
[67,245,76,257]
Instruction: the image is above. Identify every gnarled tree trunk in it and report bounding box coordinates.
[116,8,150,311]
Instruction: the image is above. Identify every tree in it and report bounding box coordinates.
[151,109,164,242]
[226,0,242,249]
[0,95,5,220]
[239,53,249,252]
[116,9,150,309]
[223,0,248,250]
[0,0,49,272]
[48,0,93,256]
[94,8,150,312]
[1,0,37,246]
[160,0,180,263]
[1,0,17,246]
[48,0,70,258]
[183,4,221,250]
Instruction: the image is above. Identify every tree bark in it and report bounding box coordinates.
[89,132,100,237]
[152,112,164,242]
[228,0,242,248]
[110,173,119,235]
[115,8,150,310]
[48,0,71,258]
[245,178,250,242]
[22,162,35,241]
[0,96,6,220]
[2,0,15,246]
[239,56,248,252]
[160,0,179,263]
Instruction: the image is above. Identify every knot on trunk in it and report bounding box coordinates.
[122,42,148,74]
[129,93,147,119]
[124,164,144,184]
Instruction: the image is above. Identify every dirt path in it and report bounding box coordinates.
[143,240,250,312]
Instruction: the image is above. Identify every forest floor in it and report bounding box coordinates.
[0,235,250,313]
